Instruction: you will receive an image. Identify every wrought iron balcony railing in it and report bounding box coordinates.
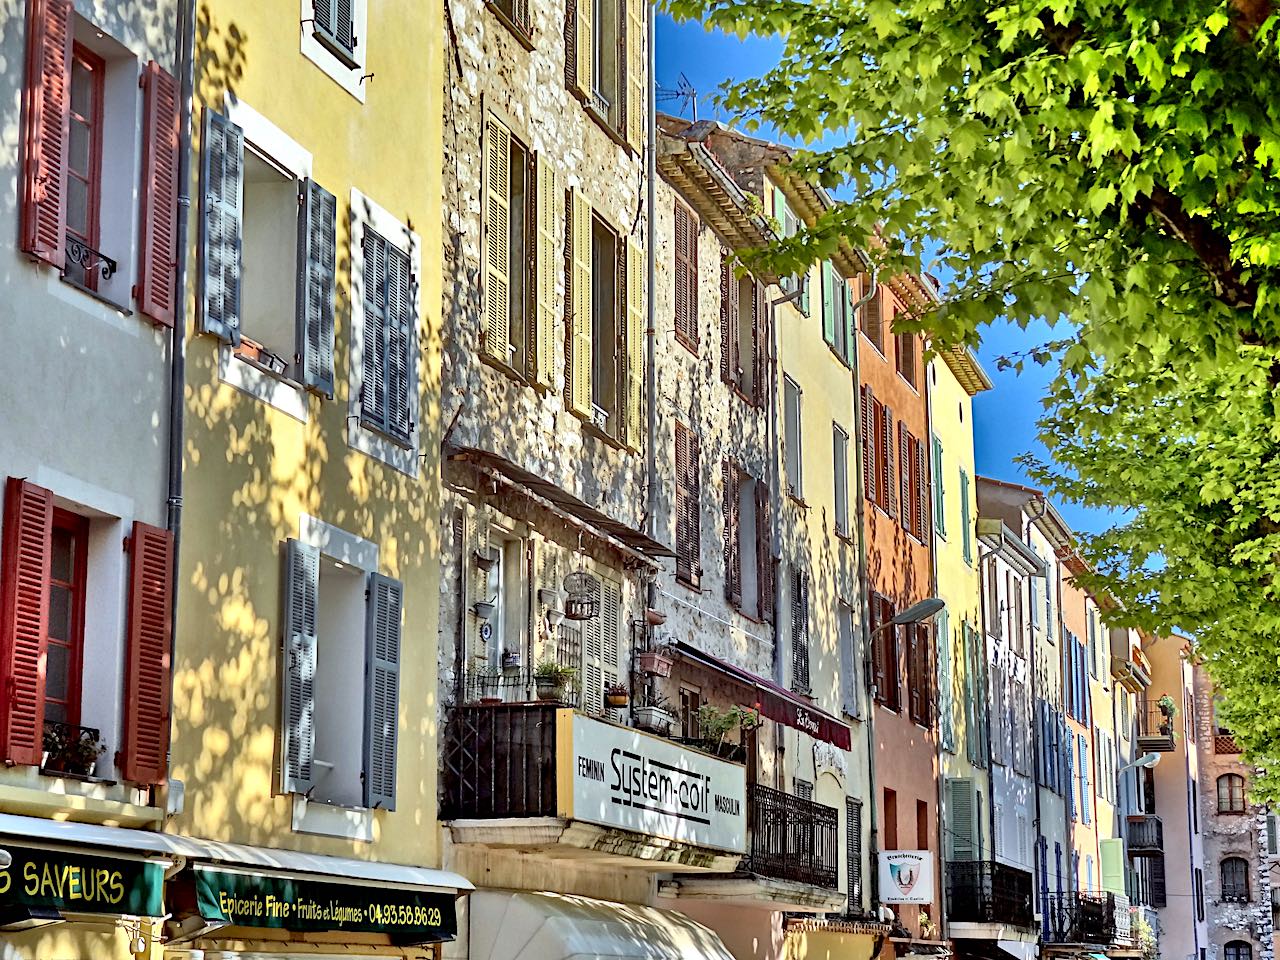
[1044,892,1119,945]
[745,783,839,889]
[1127,814,1164,855]
[65,233,117,284]
[1136,700,1177,752]
[947,860,1035,928]
[441,703,560,820]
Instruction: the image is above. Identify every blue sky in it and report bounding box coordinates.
[655,14,1111,537]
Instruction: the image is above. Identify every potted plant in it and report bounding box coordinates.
[605,683,629,708]
[1157,694,1178,718]
[534,659,577,702]
[41,724,105,777]
[636,646,674,678]
[695,704,762,758]
[634,698,676,735]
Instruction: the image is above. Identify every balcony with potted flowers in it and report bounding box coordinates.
[1137,696,1178,753]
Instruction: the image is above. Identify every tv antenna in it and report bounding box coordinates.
[656,73,699,121]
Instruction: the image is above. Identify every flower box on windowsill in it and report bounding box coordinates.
[634,705,675,736]
[636,649,674,678]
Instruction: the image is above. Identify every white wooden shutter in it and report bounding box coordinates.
[582,581,605,715]
[281,539,319,795]
[625,0,644,150]
[625,237,644,450]
[200,109,243,344]
[483,117,512,366]
[297,179,336,396]
[574,0,593,98]
[534,155,559,387]
[568,188,593,416]
[947,777,976,860]
[601,580,621,693]
[363,573,402,810]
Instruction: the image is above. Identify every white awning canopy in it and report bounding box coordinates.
[997,939,1039,960]
[0,812,473,894]
[469,891,736,960]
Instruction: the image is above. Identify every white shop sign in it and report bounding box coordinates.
[879,850,935,904]
[569,713,747,853]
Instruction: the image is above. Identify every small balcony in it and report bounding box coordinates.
[947,860,1035,928]
[441,704,744,873]
[1044,892,1122,946]
[744,784,839,889]
[1127,815,1164,856]
[1215,732,1242,754]
[1136,701,1177,752]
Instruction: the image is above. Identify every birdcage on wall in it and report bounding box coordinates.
[563,569,601,621]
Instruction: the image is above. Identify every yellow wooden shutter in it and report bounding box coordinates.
[575,0,593,99]
[534,155,559,388]
[625,237,644,450]
[483,116,511,365]
[569,187,593,416]
[625,0,645,150]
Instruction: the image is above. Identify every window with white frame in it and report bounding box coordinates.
[300,0,370,102]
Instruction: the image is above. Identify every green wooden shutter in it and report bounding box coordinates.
[843,278,856,365]
[960,468,973,563]
[948,777,976,860]
[938,607,954,752]
[282,539,318,795]
[821,260,836,347]
[932,436,946,538]
[1100,839,1125,895]
[199,109,243,344]
[363,573,402,810]
[296,179,336,396]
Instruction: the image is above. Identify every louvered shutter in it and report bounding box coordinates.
[674,424,701,587]
[908,624,923,723]
[199,109,243,344]
[821,260,836,347]
[948,778,976,860]
[0,477,52,766]
[120,522,173,784]
[363,573,402,810]
[870,594,885,699]
[1268,815,1278,855]
[843,278,856,365]
[752,282,768,407]
[624,0,644,150]
[534,156,559,387]
[863,288,882,345]
[483,117,512,365]
[884,406,897,515]
[387,242,416,442]
[756,480,773,621]
[719,251,737,384]
[281,539,319,795]
[625,237,645,450]
[898,424,911,530]
[601,580,621,693]
[960,468,973,563]
[361,230,388,430]
[567,188,593,415]
[918,437,930,540]
[564,0,578,91]
[791,571,810,691]
[296,179,337,396]
[573,0,592,97]
[860,387,875,500]
[799,271,810,315]
[722,461,741,607]
[1080,733,1091,823]
[137,61,180,326]
[19,0,72,269]
[582,582,608,715]
[846,798,863,908]
[674,203,698,348]
[313,0,357,62]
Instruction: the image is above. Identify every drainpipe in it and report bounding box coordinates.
[923,345,947,939]
[767,288,802,689]
[1026,499,1048,933]
[848,265,879,913]
[977,545,998,872]
[164,0,197,782]
[643,0,660,643]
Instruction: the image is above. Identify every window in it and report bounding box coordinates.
[1222,858,1250,902]
[937,609,954,751]
[358,226,416,443]
[200,108,338,396]
[931,436,946,539]
[1268,813,1278,854]
[840,601,861,719]
[790,570,810,692]
[784,376,804,499]
[906,622,932,728]
[861,285,884,352]
[990,662,1007,766]
[833,425,850,537]
[567,0,643,147]
[1225,943,1252,960]
[963,622,988,767]
[309,0,360,67]
[674,423,701,588]
[861,387,896,515]
[482,118,539,381]
[719,251,765,403]
[567,190,643,447]
[42,511,89,727]
[1194,868,1205,920]
[722,463,771,620]
[871,594,901,711]
[1079,734,1091,824]
[674,203,699,351]
[580,579,621,715]
[822,261,854,364]
[846,798,864,910]
[896,331,918,388]
[899,427,929,541]
[916,799,929,849]
[679,685,701,739]
[20,8,178,318]
[1218,774,1247,813]
[282,539,403,809]
[0,478,173,786]
[884,788,898,849]
[490,0,531,38]
[946,778,977,859]
[795,778,814,801]
[960,468,973,564]
[772,188,811,315]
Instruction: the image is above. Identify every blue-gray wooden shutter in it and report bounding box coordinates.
[385,244,415,443]
[296,179,336,396]
[313,0,357,64]
[363,573,402,810]
[282,539,318,795]
[200,109,243,345]
[360,228,388,432]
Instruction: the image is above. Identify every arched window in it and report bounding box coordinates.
[1218,774,1247,813]
[1225,942,1253,960]
[1222,857,1250,902]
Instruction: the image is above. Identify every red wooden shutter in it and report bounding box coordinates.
[137,61,180,327]
[863,287,881,345]
[861,387,875,501]
[752,282,768,407]
[19,0,73,269]
[675,423,701,587]
[755,479,773,620]
[722,461,741,607]
[870,593,885,698]
[917,437,930,542]
[883,405,897,516]
[674,203,698,349]
[0,477,53,765]
[119,521,173,784]
[899,425,911,530]
[719,251,738,384]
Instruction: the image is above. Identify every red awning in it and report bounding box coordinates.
[673,642,852,750]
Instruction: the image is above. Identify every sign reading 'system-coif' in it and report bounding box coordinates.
[0,845,164,917]
[194,866,458,943]
[570,713,746,853]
